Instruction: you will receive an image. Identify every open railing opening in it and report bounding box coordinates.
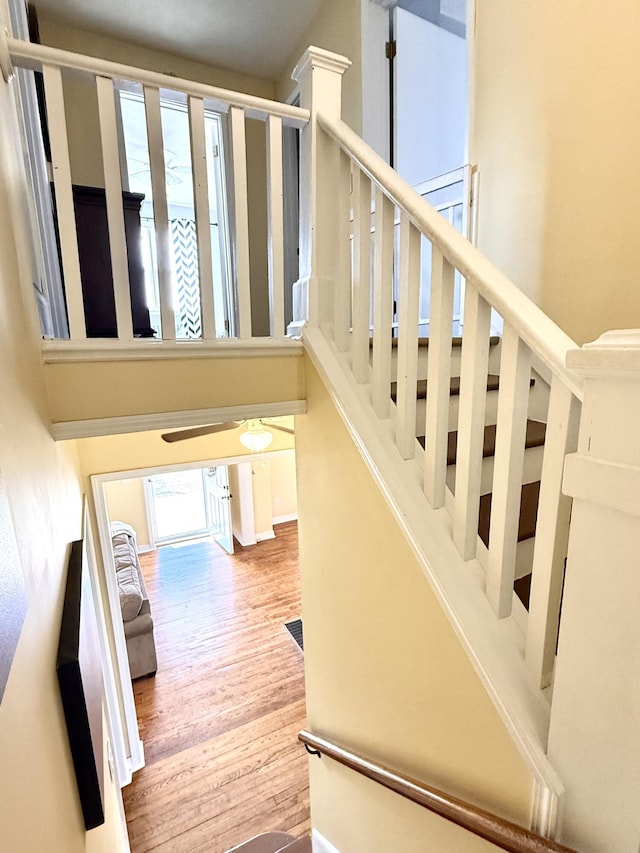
[8,38,308,345]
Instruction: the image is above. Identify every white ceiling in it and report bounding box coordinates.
[33,0,321,81]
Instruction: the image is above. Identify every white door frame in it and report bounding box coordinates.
[90,448,296,782]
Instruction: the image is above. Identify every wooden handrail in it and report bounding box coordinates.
[299,730,579,853]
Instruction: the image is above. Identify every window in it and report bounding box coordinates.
[118,86,234,338]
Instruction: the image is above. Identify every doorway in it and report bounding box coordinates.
[383,0,476,333]
[92,446,304,848]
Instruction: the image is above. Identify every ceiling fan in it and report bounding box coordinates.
[161,418,294,447]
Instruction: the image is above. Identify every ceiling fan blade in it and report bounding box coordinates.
[265,422,295,435]
[161,421,243,443]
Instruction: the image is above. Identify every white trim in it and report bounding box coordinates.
[50,400,306,440]
[303,327,564,835]
[563,454,640,517]
[90,480,146,780]
[312,829,342,853]
[0,22,12,82]
[95,447,298,485]
[233,531,257,547]
[82,501,130,789]
[7,37,310,128]
[255,530,276,542]
[273,512,298,525]
[41,337,304,363]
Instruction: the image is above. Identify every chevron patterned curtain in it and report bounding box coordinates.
[170,218,202,338]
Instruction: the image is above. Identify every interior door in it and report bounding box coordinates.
[205,466,234,554]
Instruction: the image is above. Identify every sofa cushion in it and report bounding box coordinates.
[117,565,143,621]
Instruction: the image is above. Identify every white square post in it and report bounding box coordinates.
[548,330,640,853]
[287,46,351,337]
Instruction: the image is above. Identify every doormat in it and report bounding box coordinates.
[285,619,304,651]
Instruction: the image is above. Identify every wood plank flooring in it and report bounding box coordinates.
[123,521,310,853]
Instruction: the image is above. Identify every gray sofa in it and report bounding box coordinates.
[110,521,157,680]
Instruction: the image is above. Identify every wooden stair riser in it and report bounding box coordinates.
[446,444,545,497]
[443,489,537,582]
[371,337,503,384]
[415,389,501,433]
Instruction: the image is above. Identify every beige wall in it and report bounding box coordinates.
[471,1,640,344]
[44,355,304,424]
[295,359,533,852]
[104,477,151,546]
[269,450,298,519]
[37,15,274,335]
[251,462,274,540]
[75,418,295,477]
[277,0,362,133]
[0,63,127,851]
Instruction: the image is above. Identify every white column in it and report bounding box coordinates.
[288,46,351,337]
[547,330,640,853]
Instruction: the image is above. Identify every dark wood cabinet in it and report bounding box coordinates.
[70,185,155,338]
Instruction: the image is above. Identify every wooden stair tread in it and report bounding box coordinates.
[478,481,541,548]
[370,335,500,350]
[391,373,498,402]
[417,419,547,464]
[514,573,532,610]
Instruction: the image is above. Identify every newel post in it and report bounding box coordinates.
[287,46,351,337]
[547,331,640,853]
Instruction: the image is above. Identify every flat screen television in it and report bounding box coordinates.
[56,539,105,831]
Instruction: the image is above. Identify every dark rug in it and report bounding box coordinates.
[285,618,304,651]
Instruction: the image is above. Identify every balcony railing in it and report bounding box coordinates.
[7,37,309,348]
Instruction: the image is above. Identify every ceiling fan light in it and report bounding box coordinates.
[239,423,273,452]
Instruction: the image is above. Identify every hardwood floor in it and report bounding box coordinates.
[123,521,310,853]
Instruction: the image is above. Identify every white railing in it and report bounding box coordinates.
[8,37,308,346]
[314,113,583,691]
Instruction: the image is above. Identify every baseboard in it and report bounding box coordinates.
[273,512,298,525]
[233,532,258,547]
[255,530,276,542]
[312,829,341,853]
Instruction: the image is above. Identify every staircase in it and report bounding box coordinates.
[398,337,549,613]
[226,832,311,853]
[6,31,640,853]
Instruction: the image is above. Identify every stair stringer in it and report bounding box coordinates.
[303,326,565,840]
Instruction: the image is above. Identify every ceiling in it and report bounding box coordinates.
[33,0,322,81]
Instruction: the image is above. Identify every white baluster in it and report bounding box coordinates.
[351,167,372,383]
[96,75,134,341]
[371,189,394,419]
[525,379,580,687]
[395,213,421,459]
[42,65,86,340]
[333,150,352,352]
[229,106,252,338]
[188,95,216,340]
[424,245,455,508]
[453,286,492,558]
[266,115,285,338]
[143,85,174,341]
[486,323,532,618]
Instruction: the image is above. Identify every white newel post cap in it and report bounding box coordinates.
[292,46,351,118]
[566,329,640,377]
